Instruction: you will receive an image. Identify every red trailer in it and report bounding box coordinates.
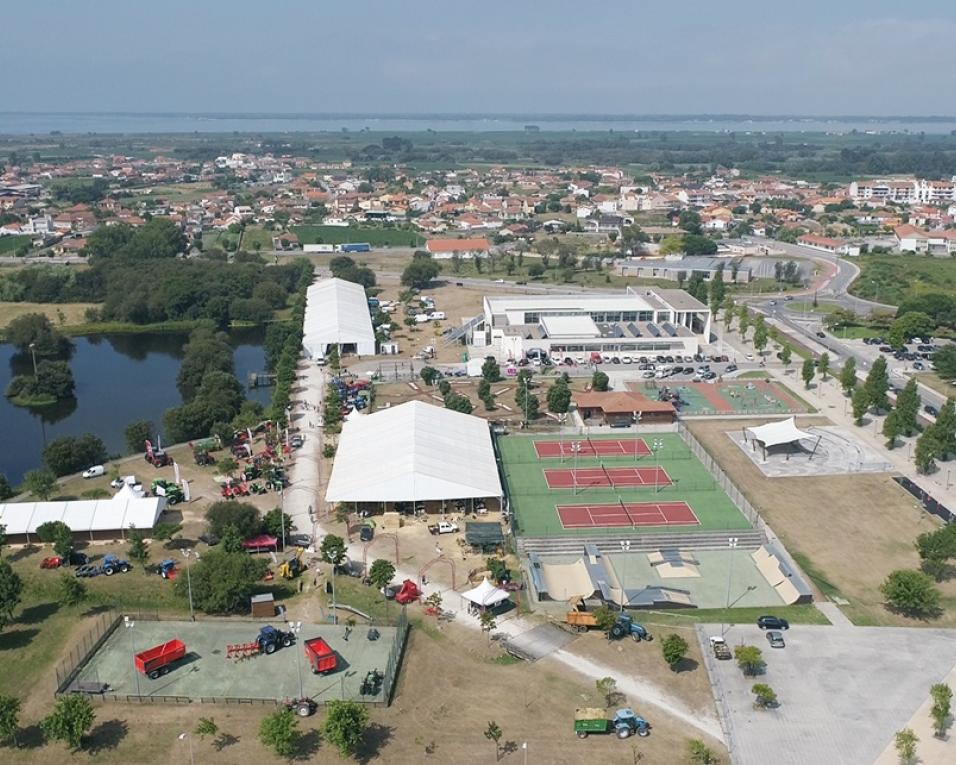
[304,637,337,675]
[395,579,422,605]
[134,639,186,679]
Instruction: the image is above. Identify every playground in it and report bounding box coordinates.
[497,433,752,537]
[72,618,402,705]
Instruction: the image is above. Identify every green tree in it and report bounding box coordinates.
[323,700,369,758]
[933,398,956,457]
[864,356,890,412]
[733,645,765,677]
[752,315,768,354]
[217,457,239,475]
[5,312,70,356]
[0,561,23,633]
[779,345,792,369]
[596,676,618,706]
[173,548,267,614]
[258,708,299,759]
[58,572,87,607]
[478,609,497,639]
[894,728,918,764]
[880,569,941,618]
[0,694,21,747]
[41,434,107,477]
[368,558,396,609]
[5,360,76,405]
[801,358,815,389]
[688,739,720,764]
[263,508,293,541]
[127,528,149,569]
[839,357,857,396]
[930,683,952,738]
[36,520,73,557]
[852,386,869,426]
[477,378,491,399]
[194,717,218,741]
[737,305,750,340]
[661,634,689,670]
[883,410,902,449]
[547,378,572,414]
[933,345,956,382]
[205,501,262,539]
[592,370,610,392]
[484,720,503,762]
[218,524,244,553]
[752,683,778,709]
[400,255,440,288]
[123,420,154,454]
[888,311,934,350]
[709,275,727,316]
[915,429,940,475]
[818,352,830,380]
[420,366,440,386]
[41,694,95,750]
[0,474,13,501]
[895,379,921,436]
[481,357,502,383]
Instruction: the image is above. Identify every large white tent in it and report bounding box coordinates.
[743,417,821,461]
[0,494,166,542]
[462,577,511,608]
[325,400,503,503]
[302,277,376,359]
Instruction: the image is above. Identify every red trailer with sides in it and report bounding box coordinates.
[304,637,337,675]
[395,579,422,605]
[134,639,187,679]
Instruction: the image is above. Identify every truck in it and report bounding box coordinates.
[304,636,337,675]
[710,636,732,660]
[337,242,371,253]
[428,521,459,535]
[563,610,651,642]
[257,625,295,654]
[135,639,187,679]
[574,708,650,739]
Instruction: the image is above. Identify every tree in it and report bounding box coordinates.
[688,739,720,764]
[915,525,956,578]
[737,305,750,339]
[864,356,890,412]
[883,410,902,449]
[174,548,267,614]
[484,721,503,762]
[930,683,952,738]
[592,370,610,392]
[888,311,934,350]
[547,378,572,414]
[0,561,23,633]
[752,316,768,354]
[591,605,618,638]
[881,569,941,618]
[596,676,618,706]
[58,572,87,607]
[204,501,262,539]
[733,645,765,677]
[915,429,940,475]
[127,528,149,568]
[895,379,921,436]
[194,717,218,741]
[41,694,95,750]
[263,508,293,541]
[481,357,502,383]
[5,360,75,405]
[217,457,238,475]
[0,524,5,559]
[801,358,815,389]
[894,728,918,764]
[478,609,497,638]
[661,634,689,670]
[818,352,830,380]
[839,357,857,396]
[0,694,21,747]
[709,275,727,316]
[851,386,869,426]
[323,700,369,758]
[42,434,107,477]
[779,345,792,369]
[401,255,441,289]
[752,683,778,709]
[123,420,154,454]
[934,345,956,382]
[218,524,244,554]
[5,312,70,356]
[420,366,440,386]
[934,398,956,457]
[368,558,396,611]
[258,708,299,759]
[0,474,13,501]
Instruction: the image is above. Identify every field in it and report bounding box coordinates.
[685,417,956,626]
[0,301,100,329]
[850,254,956,305]
[498,433,751,538]
[291,225,424,247]
[0,234,29,253]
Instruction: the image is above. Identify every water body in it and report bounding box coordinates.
[1,112,955,135]
[0,328,270,486]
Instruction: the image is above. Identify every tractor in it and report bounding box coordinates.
[609,614,652,642]
[158,559,177,580]
[145,449,172,468]
[151,479,184,504]
[256,625,295,654]
[278,548,305,579]
[574,708,650,739]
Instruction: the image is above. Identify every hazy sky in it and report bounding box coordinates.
[5,0,955,115]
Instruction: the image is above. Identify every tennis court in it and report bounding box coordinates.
[544,466,671,489]
[556,500,700,529]
[533,437,651,458]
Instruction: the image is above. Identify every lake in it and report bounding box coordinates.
[0,328,271,486]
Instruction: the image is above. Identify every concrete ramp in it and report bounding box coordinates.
[503,623,576,662]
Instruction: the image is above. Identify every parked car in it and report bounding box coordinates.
[359,525,374,542]
[816,331,826,339]
[913,361,925,370]
[82,465,105,479]
[766,631,786,648]
[725,364,738,372]
[925,405,940,417]
[757,615,790,630]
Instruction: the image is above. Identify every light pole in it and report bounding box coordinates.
[287,621,304,699]
[279,487,287,552]
[178,732,195,765]
[522,741,528,765]
[180,549,198,621]
[28,342,38,377]
[722,537,738,637]
[652,438,664,494]
[124,616,141,698]
[619,540,631,612]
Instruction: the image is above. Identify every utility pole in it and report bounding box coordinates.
[722,537,738,637]
[619,540,631,612]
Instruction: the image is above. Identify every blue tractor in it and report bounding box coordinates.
[610,614,652,642]
[100,553,131,576]
[257,625,295,655]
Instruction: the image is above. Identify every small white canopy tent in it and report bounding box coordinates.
[743,417,821,462]
[461,577,511,608]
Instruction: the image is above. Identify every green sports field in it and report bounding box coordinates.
[498,433,752,538]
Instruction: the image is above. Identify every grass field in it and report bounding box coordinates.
[0,301,99,329]
[0,234,29,253]
[498,433,751,537]
[851,254,956,305]
[915,371,956,399]
[291,225,424,247]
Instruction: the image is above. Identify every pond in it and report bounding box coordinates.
[0,327,271,486]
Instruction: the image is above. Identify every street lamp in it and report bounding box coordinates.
[178,732,195,765]
[619,540,631,612]
[722,537,739,637]
[287,621,304,700]
[180,549,198,621]
[28,342,38,377]
[652,438,664,494]
[124,616,141,698]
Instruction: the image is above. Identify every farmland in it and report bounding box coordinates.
[850,254,956,304]
[291,225,424,247]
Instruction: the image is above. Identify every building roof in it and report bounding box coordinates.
[302,277,375,351]
[426,237,490,253]
[646,288,708,311]
[324,401,503,502]
[573,391,676,415]
[0,496,165,536]
[541,315,599,337]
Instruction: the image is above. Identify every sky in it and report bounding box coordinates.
[4,0,956,115]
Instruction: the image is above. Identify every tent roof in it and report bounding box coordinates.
[325,400,503,502]
[0,496,165,535]
[744,417,815,448]
[461,577,511,606]
[302,277,374,348]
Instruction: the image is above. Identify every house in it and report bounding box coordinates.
[796,234,861,257]
[573,391,676,426]
[894,224,956,255]
[425,237,490,259]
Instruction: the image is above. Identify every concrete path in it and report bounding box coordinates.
[813,601,854,629]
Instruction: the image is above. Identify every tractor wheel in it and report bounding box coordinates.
[610,625,625,639]
[282,636,293,648]
[295,702,313,717]
[264,642,276,654]
[104,567,115,576]
[638,728,650,738]
[643,634,653,642]
[576,731,588,739]
[616,727,632,739]
[120,565,130,573]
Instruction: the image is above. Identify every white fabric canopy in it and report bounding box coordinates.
[461,577,511,607]
[744,417,814,448]
[325,400,503,502]
[0,495,165,537]
[302,277,376,358]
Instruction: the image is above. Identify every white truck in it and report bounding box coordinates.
[428,521,459,535]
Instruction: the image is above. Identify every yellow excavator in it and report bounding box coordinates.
[278,547,305,579]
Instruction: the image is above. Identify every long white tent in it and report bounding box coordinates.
[325,400,503,503]
[302,277,376,359]
[0,495,166,541]
[743,416,821,461]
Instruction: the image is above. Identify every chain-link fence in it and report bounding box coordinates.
[381,608,409,705]
[54,610,121,694]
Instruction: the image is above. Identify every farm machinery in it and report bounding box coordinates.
[278,547,305,579]
[562,605,652,642]
[74,553,132,578]
[574,708,650,739]
[151,479,184,504]
[226,625,296,659]
[135,639,187,680]
[144,439,172,467]
[304,636,337,674]
[40,551,89,569]
[359,669,384,696]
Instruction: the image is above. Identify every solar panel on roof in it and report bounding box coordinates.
[613,326,624,338]
[662,322,677,336]
[626,322,640,336]
[646,323,660,337]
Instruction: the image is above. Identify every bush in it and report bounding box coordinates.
[41,434,107,477]
[880,569,942,618]
[204,501,262,539]
[174,548,268,614]
[592,370,609,391]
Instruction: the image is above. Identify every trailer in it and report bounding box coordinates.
[304,637,337,674]
[574,708,650,739]
[337,242,371,253]
[134,639,187,679]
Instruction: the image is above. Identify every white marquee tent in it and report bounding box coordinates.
[743,417,821,461]
[302,278,376,359]
[461,577,511,608]
[0,494,166,542]
[325,400,503,503]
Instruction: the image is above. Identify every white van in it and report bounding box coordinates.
[429,311,446,321]
[314,354,327,366]
[82,465,105,479]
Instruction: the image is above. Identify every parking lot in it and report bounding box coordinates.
[699,622,956,765]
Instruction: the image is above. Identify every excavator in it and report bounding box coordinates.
[278,547,305,579]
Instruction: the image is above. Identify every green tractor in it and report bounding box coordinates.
[151,479,184,505]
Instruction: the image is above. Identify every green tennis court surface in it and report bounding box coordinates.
[498,432,752,538]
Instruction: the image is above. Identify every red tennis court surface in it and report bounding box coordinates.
[534,438,650,458]
[556,501,699,528]
[544,466,671,489]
